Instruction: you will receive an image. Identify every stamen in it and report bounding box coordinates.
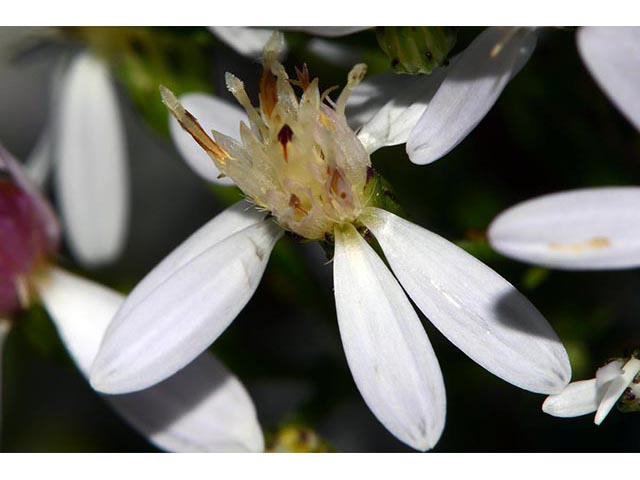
[225,73,268,135]
[259,68,278,118]
[291,64,311,90]
[289,193,309,217]
[321,85,340,105]
[335,63,367,116]
[263,31,286,68]
[160,85,228,165]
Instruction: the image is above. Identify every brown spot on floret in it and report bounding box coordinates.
[548,237,611,252]
[278,124,294,162]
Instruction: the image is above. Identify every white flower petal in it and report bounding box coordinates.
[169,93,245,185]
[24,126,52,189]
[578,27,640,133]
[406,27,537,165]
[362,208,570,394]
[594,357,640,425]
[91,218,282,394]
[208,26,276,58]
[355,68,448,154]
[333,224,446,451]
[36,266,264,452]
[118,201,265,320]
[542,379,600,418]
[54,52,129,267]
[110,353,264,452]
[307,38,362,68]
[595,359,625,389]
[488,187,640,270]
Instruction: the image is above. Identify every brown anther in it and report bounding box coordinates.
[291,64,311,90]
[161,86,228,164]
[278,124,294,162]
[259,68,278,117]
[329,168,344,196]
[289,193,308,216]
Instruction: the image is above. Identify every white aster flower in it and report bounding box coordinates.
[172,27,537,181]
[488,187,640,270]
[577,27,640,134]
[26,49,129,268]
[0,145,262,452]
[543,355,640,425]
[91,31,570,452]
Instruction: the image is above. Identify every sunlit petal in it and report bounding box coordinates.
[91,219,282,394]
[542,379,600,418]
[488,187,640,270]
[578,27,640,133]
[362,208,570,394]
[36,266,264,452]
[594,358,640,425]
[407,27,537,165]
[333,224,446,451]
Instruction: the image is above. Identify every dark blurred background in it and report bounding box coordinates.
[1,27,639,452]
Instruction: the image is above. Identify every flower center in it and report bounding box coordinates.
[162,32,372,240]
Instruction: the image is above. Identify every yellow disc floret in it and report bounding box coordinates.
[161,31,371,240]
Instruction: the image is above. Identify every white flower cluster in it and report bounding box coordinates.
[1,26,639,452]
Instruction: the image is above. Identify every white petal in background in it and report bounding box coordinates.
[24,126,52,189]
[53,52,129,267]
[35,267,264,452]
[488,187,640,270]
[306,38,363,68]
[354,68,448,154]
[91,219,283,394]
[333,224,446,451]
[594,358,640,425]
[542,379,600,418]
[284,26,371,37]
[168,92,246,185]
[208,26,277,59]
[406,27,537,165]
[118,201,265,321]
[577,27,640,133]
[363,208,570,395]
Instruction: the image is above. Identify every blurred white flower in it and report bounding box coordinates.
[0,144,262,452]
[208,26,369,59]
[543,355,640,425]
[577,27,640,133]
[488,187,640,270]
[27,51,129,268]
[91,32,570,452]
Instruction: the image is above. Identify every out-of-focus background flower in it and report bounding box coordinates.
[1,26,639,452]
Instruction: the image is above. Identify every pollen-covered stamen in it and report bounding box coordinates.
[259,69,278,118]
[335,63,367,115]
[160,86,229,166]
[226,73,268,137]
